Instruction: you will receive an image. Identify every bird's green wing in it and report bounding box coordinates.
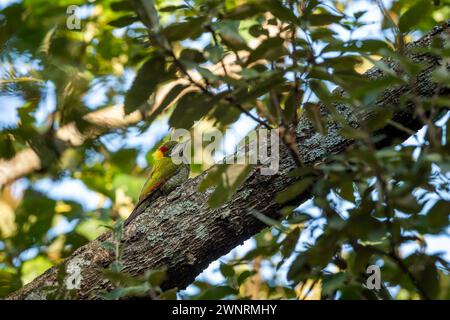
[139,157,179,201]
[124,158,180,226]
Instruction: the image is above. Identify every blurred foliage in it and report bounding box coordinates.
[0,0,449,300]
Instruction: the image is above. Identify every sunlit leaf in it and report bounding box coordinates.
[124,55,169,114]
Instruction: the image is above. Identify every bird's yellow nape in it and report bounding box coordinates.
[153,149,164,160]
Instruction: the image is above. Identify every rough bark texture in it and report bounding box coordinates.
[8,21,450,300]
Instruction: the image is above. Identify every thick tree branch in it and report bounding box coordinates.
[8,21,450,300]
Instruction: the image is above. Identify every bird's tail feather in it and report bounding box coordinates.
[123,189,163,226]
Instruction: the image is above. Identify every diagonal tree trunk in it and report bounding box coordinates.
[8,21,449,300]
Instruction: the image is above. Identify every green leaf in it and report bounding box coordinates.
[199,164,254,208]
[179,48,205,64]
[282,88,302,123]
[405,254,440,299]
[260,0,299,25]
[110,148,138,173]
[339,179,355,203]
[246,37,288,65]
[237,270,256,286]
[234,73,285,104]
[196,67,220,83]
[287,254,310,282]
[112,173,145,202]
[431,66,450,85]
[392,194,421,215]
[426,200,450,233]
[100,241,116,253]
[351,76,403,100]
[124,56,168,114]
[354,10,367,20]
[102,269,140,286]
[249,24,269,38]
[110,1,134,12]
[252,210,287,230]
[276,177,314,204]
[145,269,167,286]
[196,285,237,300]
[159,5,189,12]
[158,288,178,300]
[304,103,327,135]
[346,214,385,242]
[419,262,439,299]
[108,15,138,28]
[148,84,189,124]
[0,270,22,297]
[225,4,264,20]
[322,272,347,295]
[169,92,220,129]
[321,55,362,72]
[21,255,53,285]
[220,263,235,278]
[355,39,390,53]
[399,0,433,33]
[0,133,16,159]
[209,101,242,127]
[163,17,206,42]
[205,44,224,64]
[308,13,343,26]
[213,20,248,50]
[281,227,301,258]
[101,284,151,299]
[310,28,338,42]
[365,109,393,132]
[309,79,332,103]
[14,190,56,247]
[340,126,366,139]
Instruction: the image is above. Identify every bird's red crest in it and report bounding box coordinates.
[159,146,169,153]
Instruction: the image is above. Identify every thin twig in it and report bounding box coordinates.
[206,26,232,91]
[301,278,319,300]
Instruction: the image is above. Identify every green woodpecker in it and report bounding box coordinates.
[124,141,189,226]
